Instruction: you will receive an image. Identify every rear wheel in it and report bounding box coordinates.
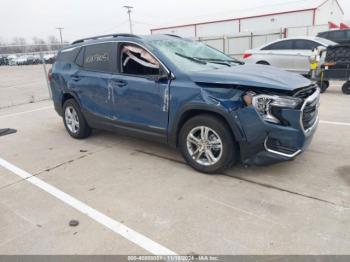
[342,81,350,95]
[179,114,238,174]
[63,99,91,139]
[257,61,270,65]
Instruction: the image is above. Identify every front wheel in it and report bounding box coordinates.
[179,114,238,174]
[342,81,350,95]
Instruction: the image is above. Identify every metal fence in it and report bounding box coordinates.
[0,45,57,108]
[197,24,329,59]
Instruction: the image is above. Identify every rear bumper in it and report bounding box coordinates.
[53,101,63,116]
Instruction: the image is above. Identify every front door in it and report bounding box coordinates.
[111,43,170,137]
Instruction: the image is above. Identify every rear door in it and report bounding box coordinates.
[260,40,296,71]
[292,39,322,75]
[73,42,117,122]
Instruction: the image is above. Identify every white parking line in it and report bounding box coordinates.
[0,157,176,255]
[320,120,350,127]
[0,106,53,119]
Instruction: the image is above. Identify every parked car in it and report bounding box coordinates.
[243,37,337,75]
[16,56,28,65]
[317,29,350,45]
[0,56,9,66]
[44,54,56,64]
[7,55,18,66]
[49,34,320,173]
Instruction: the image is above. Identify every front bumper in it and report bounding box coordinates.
[234,90,319,166]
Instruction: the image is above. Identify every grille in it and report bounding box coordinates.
[293,85,317,99]
[302,99,318,130]
[293,85,320,132]
[298,87,320,132]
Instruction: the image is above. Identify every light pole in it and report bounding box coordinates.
[56,27,64,45]
[123,6,133,33]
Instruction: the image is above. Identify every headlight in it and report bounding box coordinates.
[249,94,302,124]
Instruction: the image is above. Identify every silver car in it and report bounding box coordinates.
[243,37,336,75]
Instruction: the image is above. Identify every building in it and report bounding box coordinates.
[151,0,344,38]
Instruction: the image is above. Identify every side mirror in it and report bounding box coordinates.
[156,73,170,82]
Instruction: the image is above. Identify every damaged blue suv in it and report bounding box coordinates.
[49,34,320,173]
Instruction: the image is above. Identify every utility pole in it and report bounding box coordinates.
[123,6,133,33]
[56,27,64,45]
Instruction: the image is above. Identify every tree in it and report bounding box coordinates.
[47,35,60,51]
[11,37,27,53]
[31,37,48,52]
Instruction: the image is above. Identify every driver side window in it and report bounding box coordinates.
[119,44,161,76]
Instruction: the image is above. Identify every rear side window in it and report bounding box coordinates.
[329,30,346,40]
[57,47,80,62]
[318,32,328,38]
[262,40,293,50]
[83,43,115,73]
[294,40,321,50]
[75,47,84,67]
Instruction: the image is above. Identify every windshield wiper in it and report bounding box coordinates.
[195,57,245,65]
[175,52,207,64]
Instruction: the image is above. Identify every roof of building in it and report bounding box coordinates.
[151,0,344,31]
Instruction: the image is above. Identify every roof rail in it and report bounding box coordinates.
[164,34,182,38]
[72,33,140,45]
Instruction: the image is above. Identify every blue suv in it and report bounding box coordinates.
[49,34,320,173]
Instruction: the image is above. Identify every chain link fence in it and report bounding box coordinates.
[197,24,329,59]
[0,44,69,108]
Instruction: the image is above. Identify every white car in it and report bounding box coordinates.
[243,37,337,75]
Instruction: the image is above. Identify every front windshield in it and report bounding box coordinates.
[149,38,242,71]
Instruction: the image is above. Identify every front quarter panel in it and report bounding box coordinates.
[168,79,246,147]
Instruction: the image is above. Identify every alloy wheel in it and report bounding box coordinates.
[65,106,80,134]
[186,126,223,166]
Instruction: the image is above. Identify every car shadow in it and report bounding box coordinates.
[88,128,294,180]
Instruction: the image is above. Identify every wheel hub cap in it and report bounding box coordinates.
[65,106,80,134]
[186,126,223,166]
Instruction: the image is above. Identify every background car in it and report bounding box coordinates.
[317,29,350,45]
[243,37,337,75]
[16,56,28,66]
[44,54,56,64]
[0,56,9,66]
[7,55,18,66]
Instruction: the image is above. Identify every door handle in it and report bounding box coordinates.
[71,75,82,81]
[111,79,128,87]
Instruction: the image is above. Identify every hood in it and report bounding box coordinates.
[189,64,311,91]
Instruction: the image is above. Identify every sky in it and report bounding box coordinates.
[0,0,349,43]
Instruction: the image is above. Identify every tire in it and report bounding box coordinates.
[317,81,329,93]
[179,114,238,174]
[342,81,350,95]
[62,99,91,139]
[257,61,270,65]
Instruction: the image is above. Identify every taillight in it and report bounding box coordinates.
[243,53,252,59]
[48,68,52,81]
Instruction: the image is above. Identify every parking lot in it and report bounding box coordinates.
[0,65,349,255]
[0,65,50,108]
